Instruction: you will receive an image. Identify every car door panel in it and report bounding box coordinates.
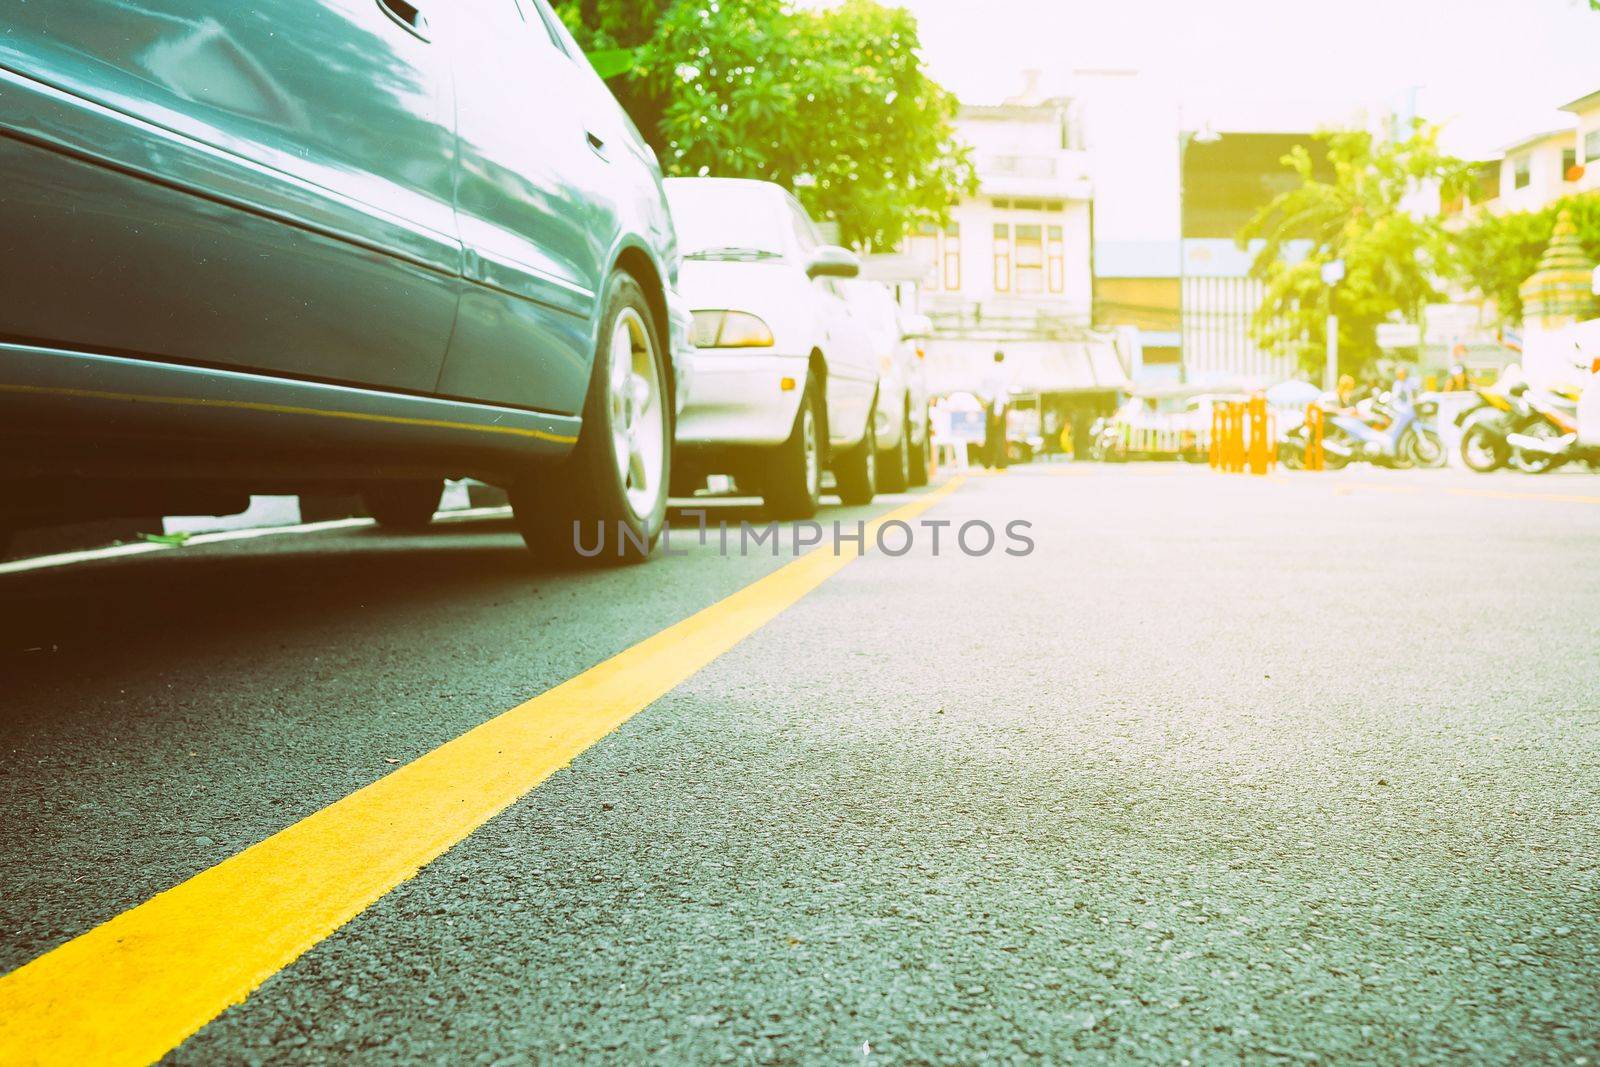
[1,131,459,396]
[817,281,878,444]
[435,0,615,415]
[778,194,875,440]
[0,0,459,391]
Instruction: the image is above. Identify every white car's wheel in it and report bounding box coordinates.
[907,413,930,487]
[878,407,911,493]
[834,402,877,506]
[762,374,823,519]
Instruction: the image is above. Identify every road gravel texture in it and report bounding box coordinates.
[2,467,1598,1063]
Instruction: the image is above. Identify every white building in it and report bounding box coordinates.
[884,82,1128,406]
[1074,73,1369,387]
[1447,88,1599,218]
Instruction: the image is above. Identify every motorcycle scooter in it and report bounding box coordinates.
[1504,377,1600,471]
[1460,381,1585,473]
[1319,392,1444,469]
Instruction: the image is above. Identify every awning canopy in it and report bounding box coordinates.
[924,337,1131,396]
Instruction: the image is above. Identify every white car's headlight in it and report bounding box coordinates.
[690,311,775,349]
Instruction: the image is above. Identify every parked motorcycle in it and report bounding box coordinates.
[1504,385,1597,471]
[1457,381,1584,474]
[1316,392,1445,469]
[1086,416,1124,463]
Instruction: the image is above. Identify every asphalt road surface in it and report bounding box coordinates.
[2,465,1598,1064]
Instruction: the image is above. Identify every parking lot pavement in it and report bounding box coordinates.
[3,465,1599,1063]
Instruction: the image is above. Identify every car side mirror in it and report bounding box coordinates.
[901,312,934,340]
[806,246,860,279]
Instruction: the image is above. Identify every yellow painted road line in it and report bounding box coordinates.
[1447,487,1600,506]
[0,477,966,1067]
[1332,483,1424,497]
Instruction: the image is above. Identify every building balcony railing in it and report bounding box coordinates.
[923,298,1093,340]
[982,154,1060,179]
[974,151,1092,201]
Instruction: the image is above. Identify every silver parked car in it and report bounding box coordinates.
[841,281,932,491]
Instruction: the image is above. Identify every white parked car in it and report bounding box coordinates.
[664,177,880,518]
[841,281,931,491]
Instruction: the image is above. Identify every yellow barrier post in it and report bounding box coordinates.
[1229,402,1245,473]
[1247,395,1269,475]
[1305,403,1325,471]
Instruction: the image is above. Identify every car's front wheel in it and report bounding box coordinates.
[834,404,877,506]
[512,274,670,564]
[908,415,930,487]
[878,408,912,493]
[762,374,823,520]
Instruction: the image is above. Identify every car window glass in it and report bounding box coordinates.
[787,199,821,253]
[526,0,580,57]
[665,181,791,258]
[509,0,565,53]
[846,283,894,330]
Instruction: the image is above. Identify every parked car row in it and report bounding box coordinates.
[0,1,929,564]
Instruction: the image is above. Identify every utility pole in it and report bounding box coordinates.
[1325,313,1339,392]
[1321,259,1345,391]
[1176,117,1220,386]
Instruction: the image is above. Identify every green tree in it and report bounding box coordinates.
[553,0,975,248]
[1237,123,1473,378]
[1451,193,1600,324]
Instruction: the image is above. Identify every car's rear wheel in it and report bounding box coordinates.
[512,274,670,565]
[834,405,877,506]
[363,479,443,530]
[908,417,930,487]
[878,409,911,493]
[763,374,823,519]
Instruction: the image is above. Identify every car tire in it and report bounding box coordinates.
[878,411,911,493]
[762,374,823,520]
[512,274,671,565]
[908,419,930,488]
[364,479,443,530]
[834,404,878,506]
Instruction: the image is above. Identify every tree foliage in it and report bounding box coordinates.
[1238,123,1473,377]
[553,0,975,249]
[1451,193,1600,324]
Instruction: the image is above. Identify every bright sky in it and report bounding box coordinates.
[806,0,1600,157]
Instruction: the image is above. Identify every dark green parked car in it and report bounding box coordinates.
[0,0,689,560]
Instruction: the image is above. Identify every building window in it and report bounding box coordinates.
[1476,160,1501,203]
[1047,226,1065,294]
[1563,148,1579,182]
[1584,129,1600,164]
[908,222,940,291]
[1512,155,1531,190]
[908,222,960,292]
[1015,224,1044,295]
[993,224,1011,293]
[941,223,961,291]
[994,221,1067,295]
